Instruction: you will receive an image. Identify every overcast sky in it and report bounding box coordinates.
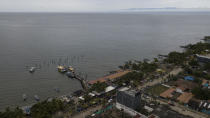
[0,0,210,12]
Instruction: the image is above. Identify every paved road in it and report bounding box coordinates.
[71,105,102,118]
[138,67,183,89]
[156,99,208,118]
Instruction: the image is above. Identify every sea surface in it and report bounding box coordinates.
[0,12,210,109]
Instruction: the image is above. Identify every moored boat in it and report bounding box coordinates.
[22,94,27,101]
[57,65,67,73]
[54,87,60,93]
[29,67,36,73]
[66,71,75,78]
[68,66,74,73]
[34,95,40,101]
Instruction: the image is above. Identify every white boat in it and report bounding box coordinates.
[22,94,27,101]
[29,67,36,73]
[54,87,60,93]
[34,95,40,101]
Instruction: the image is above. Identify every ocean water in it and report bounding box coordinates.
[0,12,210,109]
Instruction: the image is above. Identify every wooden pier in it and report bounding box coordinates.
[74,74,89,90]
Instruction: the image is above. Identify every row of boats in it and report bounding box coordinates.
[24,65,75,101]
[22,94,40,102]
[22,87,60,102]
[28,65,75,74]
[57,65,75,78]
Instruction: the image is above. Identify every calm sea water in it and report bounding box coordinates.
[0,12,210,109]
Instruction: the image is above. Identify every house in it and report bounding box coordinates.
[169,79,198,91]
[188,99,210,115]
[177,92,193,104]
[160,88,175,98]
[202,79,210,88]
[144,106,154,113]
[203,36,210,43]
[196,54,210,64]
[176,87,185,94]
[199,101,210,115]
[105,86,116,93]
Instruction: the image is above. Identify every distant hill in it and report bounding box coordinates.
[122,8,210,12]
[125,7,177,11]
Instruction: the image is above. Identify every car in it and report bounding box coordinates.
[91,114,95,117]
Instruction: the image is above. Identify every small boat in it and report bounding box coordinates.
[34,95,40,101]
[68,66,74,73]
[54,88,60,93]
[22,94,27,101]
[66,71,75,78]
[29,67,36,73]
[57,66,67,73]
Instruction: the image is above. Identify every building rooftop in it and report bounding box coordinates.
[105,86,116,93]
[160,88,175,98]
[124,89,140,97]
[177,92,193,104]
[118,87,130,91]
[196,54,210,57]
[168,79,198,90]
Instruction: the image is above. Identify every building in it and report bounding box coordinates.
[116,89,147,117]
[116,89,141,110]
[160,88,175,99]
[177,92,193,104]
[203,36,210,43]
[196,54,210,64]
[188,99,210,115]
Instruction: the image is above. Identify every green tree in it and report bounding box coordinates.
[165,51,186,65]
[192,87,210,100]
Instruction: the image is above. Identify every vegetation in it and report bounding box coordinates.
[164,51,186,65]
[188,59,199,67]
[30,99,66,118]
[146,84,169,96]
[185,42,210,54]
[0,107,25,118]
[119,60,158,73]
[192,87,210,100]
[90,82,108,93]
[203,36,210,41]
[204,63,210,70]
[115,71,143,87]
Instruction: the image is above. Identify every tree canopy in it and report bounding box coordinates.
[0,107,25,118]
[30,99,66,118]
[164,51,186,65]
[192,87,210,100]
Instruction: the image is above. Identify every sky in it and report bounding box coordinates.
[0,0,210,12]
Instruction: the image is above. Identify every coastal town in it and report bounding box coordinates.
[1,36,210,118]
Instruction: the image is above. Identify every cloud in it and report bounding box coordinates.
[0,0,210,12]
